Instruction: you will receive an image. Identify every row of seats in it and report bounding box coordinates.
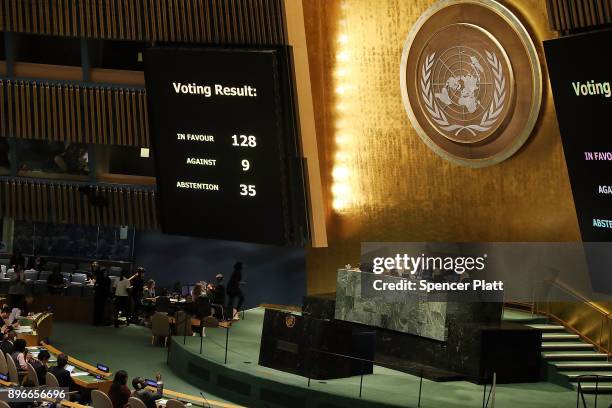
[0,258,126,277]
[0,269,123,287]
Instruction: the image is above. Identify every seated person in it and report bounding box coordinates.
[8,294,34,325]
[0,306,14,339]
[49,353,77,390]
[108,370,130,408]
[131,373,163,408]
[32,349,50,385]
[27,256,45,272]
[210,274,226,320]
[0,330,17,355]
[47,267,65,294]
[11,339,29,370]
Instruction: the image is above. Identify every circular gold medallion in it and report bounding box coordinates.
[285,315,296,328]
[401,0,542,167]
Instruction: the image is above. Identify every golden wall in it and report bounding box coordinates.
[302,0,581,294]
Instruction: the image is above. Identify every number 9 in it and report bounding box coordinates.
[241,159,250,171]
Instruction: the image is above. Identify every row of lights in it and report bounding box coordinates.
[331,1,352,212]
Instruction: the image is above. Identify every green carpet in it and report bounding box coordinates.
[51,309,612,408]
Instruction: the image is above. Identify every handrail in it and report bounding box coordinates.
[547,279,611,316]
[521,278,612,357]
[308,347,496,384]
[575,374,609,408]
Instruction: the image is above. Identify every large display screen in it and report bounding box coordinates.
[545,29,612,242]
[144,47,307,245]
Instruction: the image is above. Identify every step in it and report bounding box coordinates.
[542,342,595,351]
[542,333,581,341]
[527,324,567,332]
[543,352,608,361]
[564,371,612,382]
[553,362,612,371]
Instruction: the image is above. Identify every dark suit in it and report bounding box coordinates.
[49,366,76,390]
[31,360,47,385]
[0,340,14,355]
[133,385,163,408]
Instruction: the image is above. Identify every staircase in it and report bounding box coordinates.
[529,322,612,393]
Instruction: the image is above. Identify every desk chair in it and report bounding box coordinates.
[71,273,88,286]
[24,270,39,282]
[165,399,187,408]
[109,267,123,277]
[26,362,39,386]
[0,351,7,375]
[175,310,193,337]
[5,353,19,384]
[151,312,171,347]
[36,270,52,283]
[129,396,148,408]
[156,296,173,314]
[45,371,60,387]
[92,389,114,408]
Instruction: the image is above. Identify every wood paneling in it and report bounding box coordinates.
[0,179,158,229]
[547,0,612,31]
[0,0,287,45]
[0,79,149,147]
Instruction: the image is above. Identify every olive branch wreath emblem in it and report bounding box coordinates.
[420,50,506,137]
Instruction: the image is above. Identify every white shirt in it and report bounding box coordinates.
[115,278,131,296]
[8,308,21,325]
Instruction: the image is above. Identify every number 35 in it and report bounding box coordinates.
[239,184,256,197]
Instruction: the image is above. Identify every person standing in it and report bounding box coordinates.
[8,265,27,309]
[130,267,145,323]
[226,262,245,321]
[9,252,25,269]
[93,267,111,326]
[114,271,132,328]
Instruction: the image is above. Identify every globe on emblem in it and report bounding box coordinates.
[417,24,515,144]
[400,0,542,167]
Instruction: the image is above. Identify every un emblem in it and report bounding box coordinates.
[401,0,542,167]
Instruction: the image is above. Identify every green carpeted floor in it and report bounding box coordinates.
[51,309,612,408]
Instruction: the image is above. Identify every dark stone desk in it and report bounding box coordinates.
[304,287,541,384]
[258,308,375,380]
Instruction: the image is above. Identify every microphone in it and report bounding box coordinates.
[199,391,212,408]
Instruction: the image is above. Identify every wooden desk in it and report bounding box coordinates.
[145,386,243,408]
[17,313,53,347]
[40,342,113,393]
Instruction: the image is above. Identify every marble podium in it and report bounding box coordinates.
[328,269,541,383]
[258,308,375,380]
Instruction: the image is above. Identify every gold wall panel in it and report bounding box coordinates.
[0,179,158,230]
[302,0,580,294]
